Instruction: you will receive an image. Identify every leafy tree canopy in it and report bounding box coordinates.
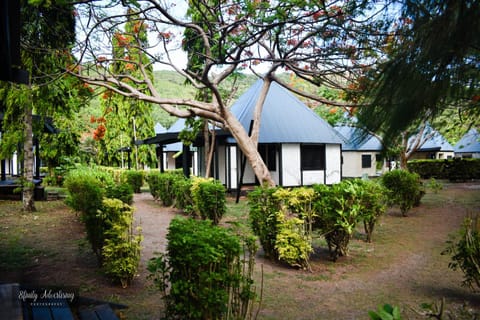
[356,0,480,143]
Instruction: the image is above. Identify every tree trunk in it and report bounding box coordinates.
[250,78,271,146]
[204,120,216,178]
[223,108,275,187]
[23,101,36,212]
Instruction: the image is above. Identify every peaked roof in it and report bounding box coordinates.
[454,128,480,153]
[227,80,342,144]
[139,80,342,146]
[409,124,454,152]
[334,125,383,151]
[154,123,167,134]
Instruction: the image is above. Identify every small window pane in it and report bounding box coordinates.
[361,154,371,168]
[301,145,325,170]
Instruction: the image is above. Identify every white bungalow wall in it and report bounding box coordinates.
[325,144,342,184]
[282,144,301,186]
[410,151,454,160]
[342,151,386,178]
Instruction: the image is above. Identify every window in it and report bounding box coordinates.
[301,144,325,170]
[258,144,277,171]
[361,154,372,168]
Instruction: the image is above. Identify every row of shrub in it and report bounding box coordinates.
[248,170,425,268]
[146,171,226,224]
[63,166,142,287]
[408,158,480,180]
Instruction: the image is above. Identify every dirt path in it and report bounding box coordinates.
[133,193,179,268]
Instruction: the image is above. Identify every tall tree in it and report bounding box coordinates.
[356,0,480,143]
[70,0,397,186]
[95,11,156,168]
[0,0,88,211]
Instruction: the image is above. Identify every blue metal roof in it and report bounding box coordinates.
[154,123,167,134]
[334,126,383,151]
[454,128,480,153]
[226,80,342,144]
[409,124,454,152]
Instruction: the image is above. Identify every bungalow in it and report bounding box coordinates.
[408,125,454,160]
[139,80,343,191]
[454,128,480,158]
[139,122,199,175]
[334,125,387,178]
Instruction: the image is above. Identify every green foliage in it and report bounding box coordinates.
[355,179,388,243]
[248,186,280,260]
[368,304,402,320]
[122,170,144,193]
[172,177,194,214]
[191,177,226,224]
[64,169,106,262]
[357,1,480,144]
[249,180,386,265]
[147,217,257,320]
[64,168,104,215]
[274,213,313,270]
[443,213,480,291]
[146,171,181,206]
[426,178,443,194]
[381,170,425,216]
[313,181,361,261]
[100,198,142,288]
[105,182,134,205]
[408,159,480,180]
[272,187,316,269]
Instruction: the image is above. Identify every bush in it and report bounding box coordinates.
[354,179,387,243]
[146,171,181,206]
[100,198,142,288]
[147,217,257,320]
[313,181,361,261]
[443,213,480,291]
[408,158,480,180]
[106,183,134,205]
[191,177,226,224]
[64,169,106,262]
[172,177,194,214]
[248,186,280,260]
[381,170,425,216]
[122,170,144,193]
[64,170,104,216]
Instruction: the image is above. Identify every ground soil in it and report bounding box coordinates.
[1,182,479,319]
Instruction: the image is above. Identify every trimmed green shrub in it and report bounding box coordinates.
[381,169,425,216]
[147,217,257,320]
[354,179,387,243]
[191,177,226,224]
[272,187,316,269]
[122,170,144,193]
[64,169,106,262]
[408,158,480,180]
[313,181,362,261]
[100,198,142,288]
[64,170,104,216]
[172,177,194,214]
[248,186,280,260]
[106,182,134,205]
[146,171,181,206]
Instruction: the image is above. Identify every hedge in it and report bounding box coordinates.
[408,158,480,180]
